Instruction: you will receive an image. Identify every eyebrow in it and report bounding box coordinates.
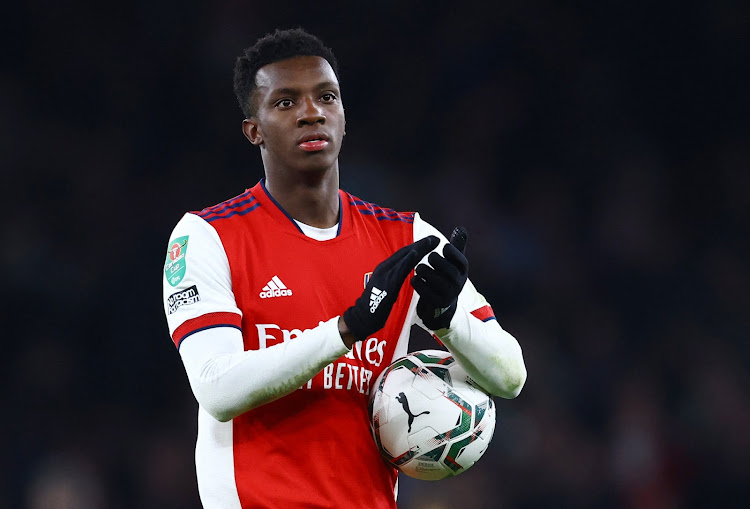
[269,81,340,97]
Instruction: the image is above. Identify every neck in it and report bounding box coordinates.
[264,163,341,229]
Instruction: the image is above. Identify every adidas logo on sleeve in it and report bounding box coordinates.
[259,275,293,299]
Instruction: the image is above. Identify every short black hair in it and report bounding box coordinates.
[233,28,339,118]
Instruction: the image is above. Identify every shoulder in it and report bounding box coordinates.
[165,209,231,274]
[412,213,449,244]
[191,188,260,224]
[169,211,217,241]
[166,211,227,263]
[345,192,415,224]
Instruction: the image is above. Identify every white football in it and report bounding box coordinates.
[369,349,496,480]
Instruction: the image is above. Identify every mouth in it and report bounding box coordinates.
[298,133,330,152]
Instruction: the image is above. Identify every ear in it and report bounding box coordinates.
[242,118,263,146]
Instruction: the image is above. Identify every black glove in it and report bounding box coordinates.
[344,236,440,341]
[412,227,469,330]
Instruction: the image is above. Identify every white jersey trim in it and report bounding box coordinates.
[294,219,339,240]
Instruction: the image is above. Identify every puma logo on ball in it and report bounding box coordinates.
[396,392,430,432]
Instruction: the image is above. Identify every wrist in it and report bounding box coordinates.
[338,316,357,348]
[432,304,468,339]
[420,302,458,331]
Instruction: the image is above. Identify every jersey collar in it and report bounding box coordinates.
[251,179,351,239]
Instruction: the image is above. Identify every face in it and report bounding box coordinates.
[243,56,345,175]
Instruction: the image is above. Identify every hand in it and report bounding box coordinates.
[343,236,439,342]
[412,227,469,330]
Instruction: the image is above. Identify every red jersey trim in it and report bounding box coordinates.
[471,305,497,322]
[429,305,496,344]
[172,312,243,348]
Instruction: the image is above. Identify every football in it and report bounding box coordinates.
[369,349,496,480]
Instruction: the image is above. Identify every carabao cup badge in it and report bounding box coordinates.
[165,235,189,287]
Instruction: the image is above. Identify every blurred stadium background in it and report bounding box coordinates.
[2,1,748,507]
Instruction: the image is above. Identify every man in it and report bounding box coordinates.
[162,28,526,508]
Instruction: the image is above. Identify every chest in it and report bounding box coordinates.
[223,221,409,351]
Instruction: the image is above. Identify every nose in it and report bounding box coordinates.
[297,97,325,127]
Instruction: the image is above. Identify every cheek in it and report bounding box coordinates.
[261,125,290,150]
[331,111,346,133]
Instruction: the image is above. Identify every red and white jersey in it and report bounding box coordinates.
[163,180,499,508]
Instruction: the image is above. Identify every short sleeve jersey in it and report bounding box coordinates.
[163,180,495,508]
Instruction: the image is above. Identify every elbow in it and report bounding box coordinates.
[198,387,270,422]
[502,364,527,399]
[208,398,269,422]
[208,407,236,423]
[199,395,237,422]
[203,399,258,422]
[194,384,247,422]
[491,359,527,399]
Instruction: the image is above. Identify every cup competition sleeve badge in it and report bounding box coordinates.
[165,236,189,287]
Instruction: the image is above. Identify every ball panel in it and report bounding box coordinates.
[369,350,496,481]
[424,366,453,386]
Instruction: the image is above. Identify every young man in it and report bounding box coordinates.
[162,28,526,508]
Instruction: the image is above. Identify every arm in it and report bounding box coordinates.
[412,214,527,398]
[163,213,350,421]
[164,214,436,421]
[433,282,527,398]
[178,317,349,422]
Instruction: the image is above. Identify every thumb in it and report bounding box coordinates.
[449,226,468,254]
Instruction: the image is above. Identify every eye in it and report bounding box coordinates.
[275,99,294,109]
[321,93,337,103]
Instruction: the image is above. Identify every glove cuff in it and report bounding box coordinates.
[421,303,457,331]
[343,306,369,342]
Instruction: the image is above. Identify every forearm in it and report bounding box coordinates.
[436,306,527,399]
[180,316,350,421]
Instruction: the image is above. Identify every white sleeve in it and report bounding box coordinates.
[179,317,350,422]
[163,213,242,341]
[412,213,527,399]
[162,213,350,422]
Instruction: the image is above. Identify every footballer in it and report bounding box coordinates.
[162,28,526,508]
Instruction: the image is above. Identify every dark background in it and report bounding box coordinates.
[2,1,749,507]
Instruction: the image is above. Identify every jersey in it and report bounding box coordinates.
[163,180,499,508]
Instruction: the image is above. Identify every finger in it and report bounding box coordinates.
[375,240,424,274]
[415,264,455,296]
[442,243,469,274]
[412,235,440,259]
[376,242,418,271]
[449,226,468,254]
[414,263,434,281]
[411,275,443,302]
[392,250,421,283]
[373,236,440,276]
[397,236,440,261]
[427,251,461,280]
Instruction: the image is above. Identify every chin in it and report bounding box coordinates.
[295,153,339,173]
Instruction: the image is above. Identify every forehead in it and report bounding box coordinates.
[255,55,339,92]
